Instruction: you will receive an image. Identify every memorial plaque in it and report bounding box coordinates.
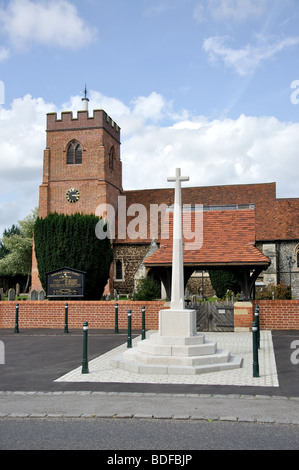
[46,267,85,298]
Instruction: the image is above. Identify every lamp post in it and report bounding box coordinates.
[287,255,295,298]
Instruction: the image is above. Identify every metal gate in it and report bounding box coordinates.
[188,301,234,332]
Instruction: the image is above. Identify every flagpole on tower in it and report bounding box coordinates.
[81,84,89,111]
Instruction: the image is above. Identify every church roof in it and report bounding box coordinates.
[143,208,270,268]
[120,182,299,242]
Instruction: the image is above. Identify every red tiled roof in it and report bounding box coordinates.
[143,209,270,268]
[118,182,299,242]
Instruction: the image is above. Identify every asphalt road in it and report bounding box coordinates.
[0,328,299,396]
[0,328,299,451]
[1,418,299,450]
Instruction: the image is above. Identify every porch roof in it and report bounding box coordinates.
[143,208,270,268]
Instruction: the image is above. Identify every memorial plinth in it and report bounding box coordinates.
[113,169,242,375]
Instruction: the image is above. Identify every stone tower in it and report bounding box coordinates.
[31,100,122,291]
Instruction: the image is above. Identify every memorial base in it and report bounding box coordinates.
[113,309,243,375]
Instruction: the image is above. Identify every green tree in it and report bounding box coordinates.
[132,276,161,301]
[0,224,22,259]
[0,209,38,292]
[34,212,113,300]
[209,269,240,299]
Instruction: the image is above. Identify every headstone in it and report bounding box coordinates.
[0,288,3,301]
[30,290,38,301]
[8,288,15,301]
[38,290,45,300]
[16,283,20,297]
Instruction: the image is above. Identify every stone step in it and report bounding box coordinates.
[135,338,217,357]
[112,353,243,376]
[149,332,205,346]
[131,348,231,367]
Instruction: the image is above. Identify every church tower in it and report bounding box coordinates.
[31,93,122,291]
[39,98,122,218]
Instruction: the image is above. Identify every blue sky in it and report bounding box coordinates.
[1,0,299,235]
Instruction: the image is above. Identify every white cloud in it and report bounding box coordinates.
[203,34,299,76]
[0,94,56,234]
[0,0,97,51]
[194,0,270,23]
[122,112,299,201]
[1,90,299,236]
[0,46,10,62]
[131,92,170,122]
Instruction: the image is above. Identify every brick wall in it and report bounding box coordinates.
[3,299,298,332]
[253,300,299,330]
[0,300,165,330]
[234,302,254,331]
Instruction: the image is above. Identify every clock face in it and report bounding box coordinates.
[66,188,80,203]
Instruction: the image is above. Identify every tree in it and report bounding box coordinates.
[209,269,240,299]
[0,225,22,259]
[0,209,38,292]
[33,212,113,300]
[132,276,161,301]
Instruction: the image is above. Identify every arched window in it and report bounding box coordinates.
[115,260,123,280]
[295,245,299,268]
[109,146,115,170]
[67,141,82,165]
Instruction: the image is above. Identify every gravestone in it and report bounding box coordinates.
[38,290,45,300]
[16,283,20,297]
[0,288,3,301]
[8,288,15,301]
[30,290,38,301]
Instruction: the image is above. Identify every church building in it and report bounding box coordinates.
[31,97,299,300]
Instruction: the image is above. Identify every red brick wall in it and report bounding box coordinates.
[0,300,165,330]
[2,300,299,331]
[253,300,299,330]
[234,302,254,330]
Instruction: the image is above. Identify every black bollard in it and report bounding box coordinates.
[81,321,89,374]
[127,310,132,348]
[64,303,69,334]
[14,303,19,334]
[114,303,119,334]
[142,305,146,340]
[252,320,259,378]
[254,304,260,349]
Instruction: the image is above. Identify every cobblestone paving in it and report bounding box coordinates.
[55,330,279,387]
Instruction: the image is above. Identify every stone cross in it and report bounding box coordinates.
[167,168,189,310]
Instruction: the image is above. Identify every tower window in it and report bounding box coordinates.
[67,141,82,165]
[109,146,115,170]
[115,260,123,280]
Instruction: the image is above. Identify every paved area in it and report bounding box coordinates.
[0,328,298,424]
[56,330,279,387]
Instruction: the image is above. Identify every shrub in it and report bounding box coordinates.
[256,282,291,300]
[132,276,161,301]
[208,269,240,299]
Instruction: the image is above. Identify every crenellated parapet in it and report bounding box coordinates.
[46,109,120,142]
